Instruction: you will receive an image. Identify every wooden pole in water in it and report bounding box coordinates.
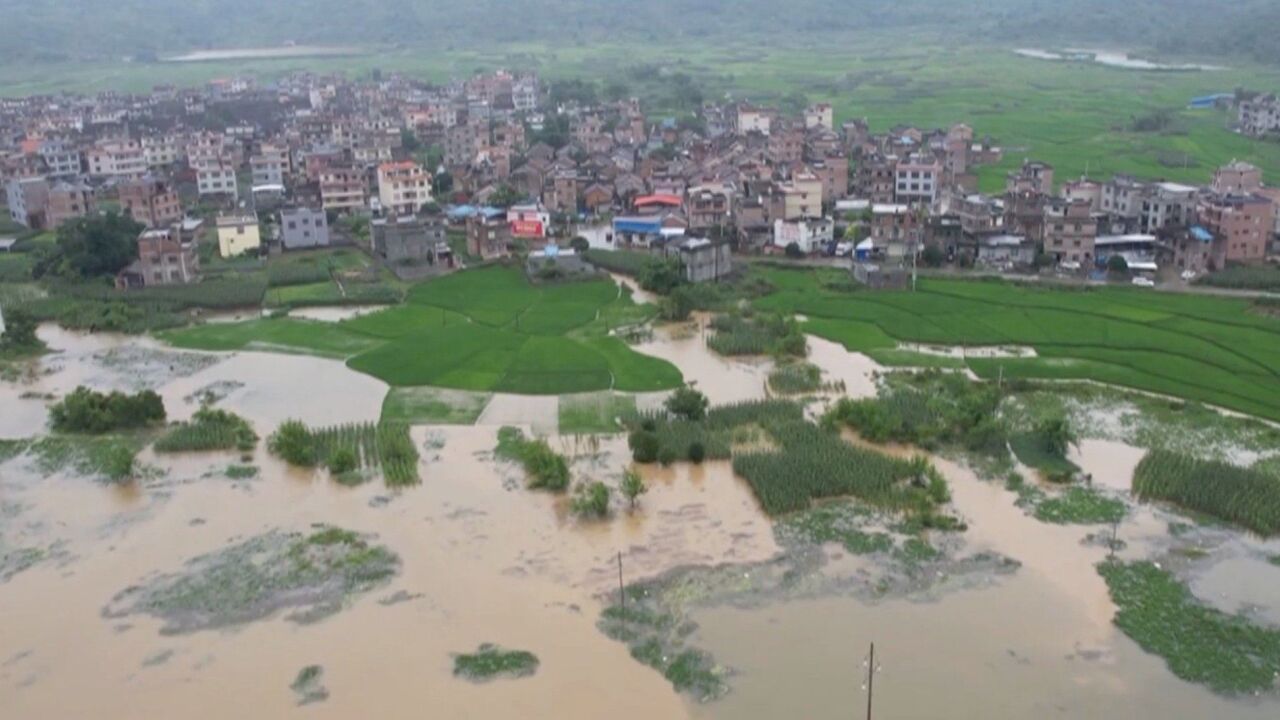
[617,551,624,614]
[865,641,875,720]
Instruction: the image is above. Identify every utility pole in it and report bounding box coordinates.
[617,551,625,614]
[863,641,880,720]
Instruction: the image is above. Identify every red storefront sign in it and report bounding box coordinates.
[511,219,544,238]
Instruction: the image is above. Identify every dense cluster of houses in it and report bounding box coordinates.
[2,70,1279,292]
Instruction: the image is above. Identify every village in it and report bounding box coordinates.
[2,70,1279,292]
[3,59,1280,720]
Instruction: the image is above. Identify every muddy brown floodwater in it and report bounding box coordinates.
[3,320,1280,719]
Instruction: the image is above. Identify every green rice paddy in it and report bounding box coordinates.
[758,269,1280,421]
[162,265,682,395]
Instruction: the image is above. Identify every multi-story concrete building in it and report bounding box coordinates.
[372,214,447,264]
[1100,174,1147,226]
[279,207,331,250]
[1198,192,1275,265]
[1212,160,1263,195]
[215,212,261,257]
[86,139,146,178]
[1042,197,1098,265]
[250,145,289,188]
[466,211,512,259]
[1238,94,1280,137]
[894,154,942,206]
[1139,182,1197,233]
[37,140,81,176]
[1006,159,1054,195]
[781,172,823,219]
[512,75,539,113]
[196,163,238,200]
[117,224,201,287]
[377,161,432,216]
[320,165,367,213]
[45,181,95,229]
[854,153,897,204]
[119,177,182,228]
[5,177,50,228]
[141,135,180,168]
[773,217,834,254]
[804,103,834,131]
[1061,178,1102,212]
[736,104,772,136]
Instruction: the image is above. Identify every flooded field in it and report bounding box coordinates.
[3,315,1280,718]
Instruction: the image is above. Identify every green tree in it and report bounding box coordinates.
[488,185,524,208]
[1107,254,1130,276]
[569,236,590,253]
[784,242,804,258]
[637,257,685,294]
[269,420,317,466]
[620,468,647,509]
[628,430,660,463]
[0,307,40,348]
[49,386,166,433]
[1038,416,1078,457]
[665,385,708,421]
[687,441,706,463]
[38,213,144,279]
[921,244,946,268]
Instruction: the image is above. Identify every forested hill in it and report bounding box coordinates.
[3,0,1278,66]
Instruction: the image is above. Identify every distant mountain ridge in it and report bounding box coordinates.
[2,1,1277,66]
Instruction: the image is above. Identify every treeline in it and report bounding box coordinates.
[4,1,1275,65]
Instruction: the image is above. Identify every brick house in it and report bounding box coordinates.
[116,222,201,288]
[119,177,182,228]
[1197,192,1275,265]
[1042,197,1098,265]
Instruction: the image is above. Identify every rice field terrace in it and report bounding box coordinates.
[754,268,1280,421]
[160,265,682,395]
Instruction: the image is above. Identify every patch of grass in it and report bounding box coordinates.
[28,434,145,483]
[225,464,259,479]
[1033,487,1126,525]
[379,387,490,425]
[155,407,257,453]
[290,665,329,705]
[775,501,893,554]
[1133,450,1280,535]
[1098,560,1280,695]
[766,362,823,395]
[558,392,636,434]
[494,427,569,491]
[452,644,539,682]
[1009,431,1079,479]
[707,312,805,357]
[103,527,399,633]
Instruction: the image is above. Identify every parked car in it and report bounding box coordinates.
[1132,276,1155,287]
[1180,269,1198,281]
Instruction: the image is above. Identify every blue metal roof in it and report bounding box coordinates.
[613,216,663,235]
[1190,225,1214,243]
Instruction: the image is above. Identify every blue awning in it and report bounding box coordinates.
[1190,226,1213,243]
[613,216,663,235]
